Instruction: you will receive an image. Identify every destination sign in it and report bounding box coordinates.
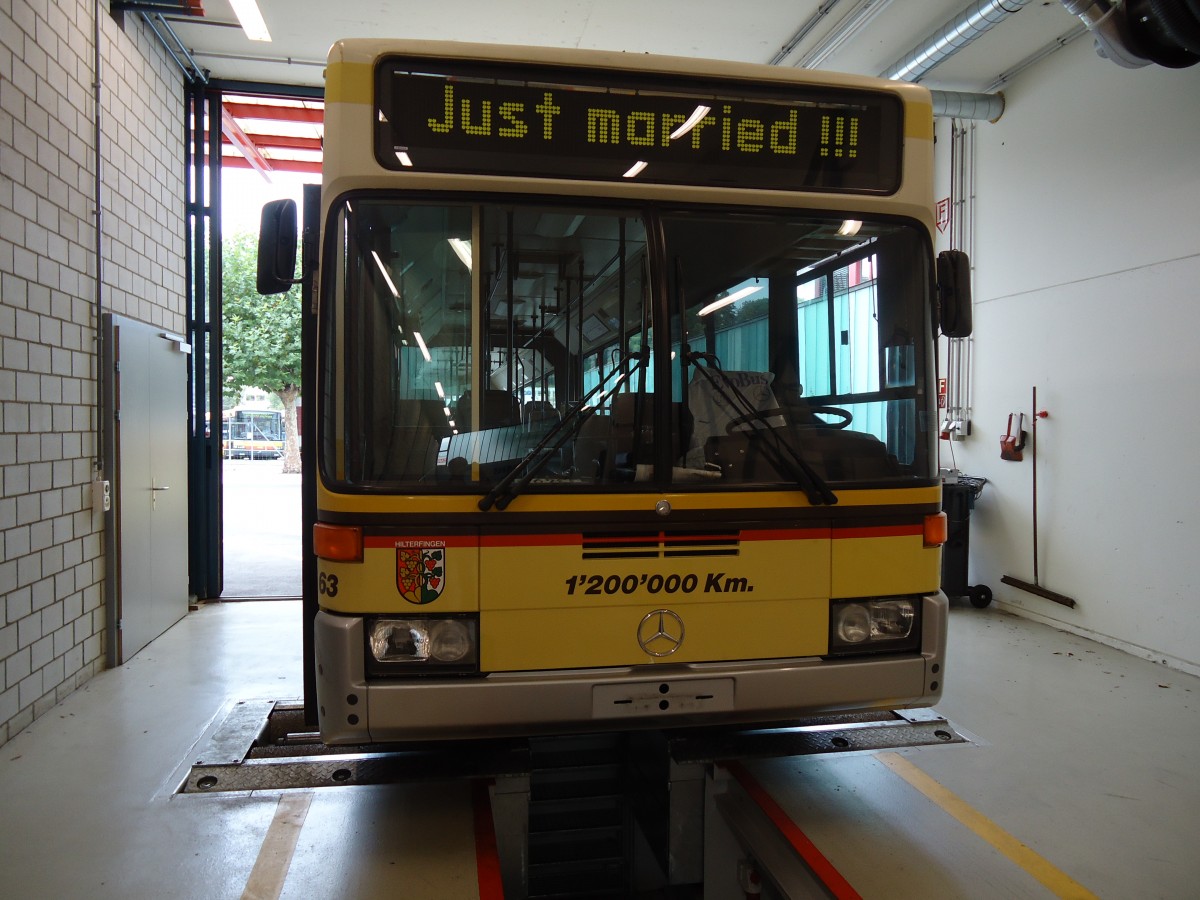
[374,60,903,194]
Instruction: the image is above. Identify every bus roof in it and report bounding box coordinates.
[324,37,933,109]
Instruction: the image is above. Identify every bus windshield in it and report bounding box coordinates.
[321,197,934,493]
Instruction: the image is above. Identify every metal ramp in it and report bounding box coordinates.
[176,702,969,898]
[177,700,531,793]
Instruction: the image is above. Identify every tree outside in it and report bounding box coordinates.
[222,230,303,473]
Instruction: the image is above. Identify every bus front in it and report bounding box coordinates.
[309,41,950,744]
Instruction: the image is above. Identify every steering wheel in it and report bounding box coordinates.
[724,406,853,433]
[724,408,788,435]
[807,406,853,429]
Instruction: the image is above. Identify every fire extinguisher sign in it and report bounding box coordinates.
[936,198,951,233]
[938,378,948,409]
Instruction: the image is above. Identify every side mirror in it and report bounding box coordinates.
[257,199,299,295]
[937,249,972,337]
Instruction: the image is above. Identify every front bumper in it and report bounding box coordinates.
[314,592,947,744]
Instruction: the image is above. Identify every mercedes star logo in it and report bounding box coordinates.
[637,609,685,657]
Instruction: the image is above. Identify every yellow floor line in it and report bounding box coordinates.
[878,752,1098,900]
[241,792,314,900]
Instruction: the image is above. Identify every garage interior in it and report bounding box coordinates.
[1,1,1198,898]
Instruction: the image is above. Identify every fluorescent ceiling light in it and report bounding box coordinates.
[838,219,863,236]
[623,160,648,178]
[413,331,432,362]
[229,0,272,42]
[396,150,413,167]
[448,238,472,269]
[669,105,712,140]
[434,381,445,399]
[371,251,399,297]
[699,285,760,317]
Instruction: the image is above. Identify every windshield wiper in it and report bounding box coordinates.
[687,353,837,506]
[479,349,647,511]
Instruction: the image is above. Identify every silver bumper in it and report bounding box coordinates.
[315,592,947,744]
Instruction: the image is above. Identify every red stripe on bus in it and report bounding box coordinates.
[362,524,917,551]
[472,781,506,899]
[724,761,862,900]
[741,528,829,541]
[480,533,583,548]
[580,532,740,545]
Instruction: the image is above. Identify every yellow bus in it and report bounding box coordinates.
[259,39,971,745]
[221,407,284,459]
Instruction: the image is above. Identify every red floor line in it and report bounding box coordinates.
[724,761,862,900]
[472,780,506,899]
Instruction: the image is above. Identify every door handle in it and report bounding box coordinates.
[152,485,170,491]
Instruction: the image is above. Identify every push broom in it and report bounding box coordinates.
[1001,386,1077,608]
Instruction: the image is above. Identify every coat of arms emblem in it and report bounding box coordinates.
[396,541,446,604]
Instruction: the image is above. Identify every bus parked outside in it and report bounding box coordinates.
[222,407,284,460]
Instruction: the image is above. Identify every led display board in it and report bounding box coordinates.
[374,60,904,194]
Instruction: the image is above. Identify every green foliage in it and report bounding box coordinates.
[222,229,303,471]
[222,230,302,402]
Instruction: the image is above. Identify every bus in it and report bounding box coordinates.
[222,407,284,459]
[258,39,972,745]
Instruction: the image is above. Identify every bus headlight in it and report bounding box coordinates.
[827,598,920,655]
[366,616,478,674]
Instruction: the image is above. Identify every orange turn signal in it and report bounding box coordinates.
[313,523,363,562]
[923,512,948,548]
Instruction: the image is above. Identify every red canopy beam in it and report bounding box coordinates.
[208,131,323,153]
[221,106,274,177]
[221,156,323,175]
[223,102,324,125]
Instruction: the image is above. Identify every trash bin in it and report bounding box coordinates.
[941,475,991,607]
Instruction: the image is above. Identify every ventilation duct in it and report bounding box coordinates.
[880,0,1035,82]
[1062,0,1199,68]
[931,89,1005,122]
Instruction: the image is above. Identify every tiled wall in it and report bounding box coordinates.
[0,1,186,747]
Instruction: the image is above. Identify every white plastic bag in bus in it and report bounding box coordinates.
[685,370,783,468]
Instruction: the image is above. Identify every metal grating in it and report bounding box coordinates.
[581,531,740,560]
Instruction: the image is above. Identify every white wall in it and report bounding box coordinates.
[0,1,186,746]
[944,38,1200,675]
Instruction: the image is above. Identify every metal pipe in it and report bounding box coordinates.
[143,12,208,83]
[880,0,1035,82]
[984,24,1089,92]
[93,0,105,474]
[931,89,1005,121]
[795,0,897,69]
[769,0,843,65]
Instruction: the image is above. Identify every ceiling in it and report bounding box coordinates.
[136,0,1101,175]
[163,0,1090,91]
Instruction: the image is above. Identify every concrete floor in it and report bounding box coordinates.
[0,600,1196,899]
[221,461,302,598]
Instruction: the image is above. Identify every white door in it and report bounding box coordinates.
[107,315,190,663]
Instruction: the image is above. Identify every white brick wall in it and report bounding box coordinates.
[0,1,186,747]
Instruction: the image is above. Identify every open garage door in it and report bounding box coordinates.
[185,84,322,601]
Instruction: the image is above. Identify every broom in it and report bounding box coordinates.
[1000,386,1077,608]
